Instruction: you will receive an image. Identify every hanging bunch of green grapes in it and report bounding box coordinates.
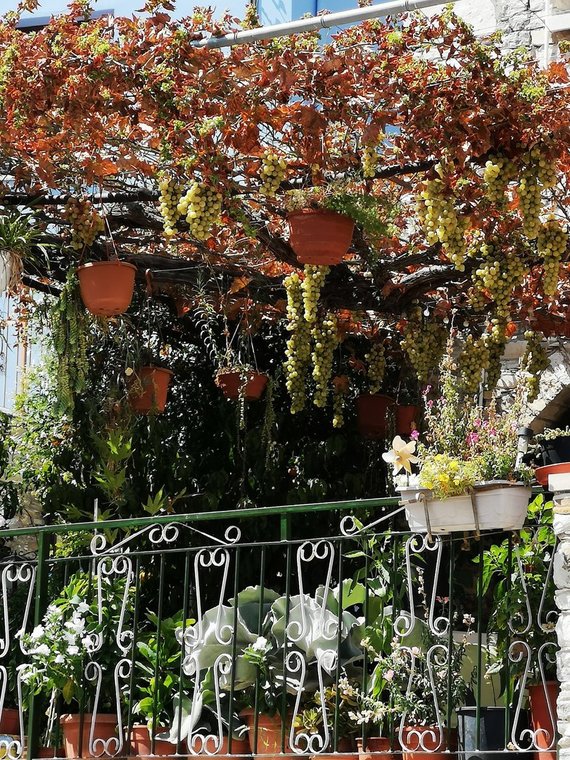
[365,343,385,394]
[537,216,568,297]
[259,151,287,196]
[64,198,105,251]
[521,330,549,402]
[516,149,558,240]
[332,376,349,428]
[401,310,447,383]
[484,322,508,392]
[178,182,223,240]
[302,265,329,325]
[51,269,90,415]
[158,172,183,238]
[284,272,312,413]
[458,334,490,395]
[416,178,469,270]
[311,312,338,408]
[483,155,517,205]
[362,134,382,179]
[471,252,527,318]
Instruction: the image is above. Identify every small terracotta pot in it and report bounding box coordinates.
[288,210,354,266]
[0,707,20,735]
[240,710,291,760]
[130,724,173,758]
[395,405,420,437]
[400,726,447,760]
[60,713,118,759]
[357,394,396,439]
[216,371,268,401]
[37,749,65,758]
[130,367,174,414]
[357,736,398,760]
[316,738,354,760]
[528,681,558,760]
[188,735,251,759]
[77,261,136,317]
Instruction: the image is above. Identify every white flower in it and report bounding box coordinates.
[54,654,65,664]
[63,632,77,646]
[46,605,62,619]
[252,636,268,652]
[382,436,419,475]
[68,645,79,656]
[76,602,90,614]
[65,616,86,635]
[463,614,475,626]
[384,669,394,682]
[32,644,50,656]
[30,625,44,641]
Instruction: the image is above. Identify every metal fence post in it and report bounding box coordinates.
[27,531,50,760]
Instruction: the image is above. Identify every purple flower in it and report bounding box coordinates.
[411,429,420,441]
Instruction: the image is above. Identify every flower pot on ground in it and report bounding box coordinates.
[0,707,20,735]
[288,210,354,266]
[357,736,395,760]
[357,394,395,439]
[400,726,448,760]
[395,405,420,437]
[315,737,355,760]
[130,367,174,414]
[457,706,508,760]
[535,462,570,488]
[130,724,173,758]
[398,482,531,534]
[240,710,291,760]
[528,682,558,760]
[77,260,136,317]
[193,735,251,760]
[60,713,118,759]
[37,748,65,758]
[215,370,268,401]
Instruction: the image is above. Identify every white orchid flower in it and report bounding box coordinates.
[382,435,419,474]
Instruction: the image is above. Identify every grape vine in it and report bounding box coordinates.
[521,330,549,402]
[64,198,104,251]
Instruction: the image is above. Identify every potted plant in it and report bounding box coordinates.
[129,365,174,414]
[131,612,193,758]
[356,341,395,440]
[0,212,51,294]
[478,494,558,760]
[215,365,268,402]
[20,571,133,759]
[532,427,570,486]
[77,258,137,317]
[387,369,533,534]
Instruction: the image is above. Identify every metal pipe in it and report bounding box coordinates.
[194,0,460,49]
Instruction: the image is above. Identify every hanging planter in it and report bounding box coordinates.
[288,210,354,266]
[130,366,174,414]
[0,251,22,294]
[396,404,420,437]
[357,394,396,439]
[77,260,136,317]
[215,370,268,401]
[60,713,118,759]
[398,481,531,534]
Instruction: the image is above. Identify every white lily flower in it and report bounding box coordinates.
[382,436,419,474]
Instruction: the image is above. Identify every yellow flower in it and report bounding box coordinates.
[382,436,419,475]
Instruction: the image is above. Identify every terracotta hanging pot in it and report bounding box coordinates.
[77,261,136,317]
[288,210,354,265]
[528,681,558,760]
[130,367,174,414]
[396,404,420,436]
[216,371,268,401]
[60,713,118,759]
[357,394,396,439]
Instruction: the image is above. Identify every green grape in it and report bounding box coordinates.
[537,216,567,297]
[158,172,183,238]
[521,330,549,402]
[259,151,287,196]
[178,182,223,240]
[416,178,469,270]
[483,155,517,205]
[401,309,447,383]
[284,272,311,413]
[302,265,329,325]
[365,343,385,394]
[312,312,338,408]
[458,334,490,395]
[64,198,105,251]
[484,320,508,393]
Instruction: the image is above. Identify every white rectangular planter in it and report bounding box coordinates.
[398,482,531,534]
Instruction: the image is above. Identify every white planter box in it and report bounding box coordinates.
[398,482,531,534]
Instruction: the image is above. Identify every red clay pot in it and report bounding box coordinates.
[400,726,447,760]
[60,713,118,759]
[357,736,398,760]
[357,394,396,439]
[528,681,558,760]
[187,735,251,759]
[216,371,268,401]
[0,707,20,735]
[396,405,420,437]
[288,210,354,265]
[130,367,173,414]
[38,749,65,758]
[315,738,354,760]
[130,724,173,758]
[77,261,136,317]
[241,710,291,760]
[535,463,570,488]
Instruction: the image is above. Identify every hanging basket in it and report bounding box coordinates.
[396,404,420,436]
[216,370,268,401]
[288,210,354,265]
[77,261,136,317]
[130,367,173,414]
[357,394,396,439]
[398,481,531,534]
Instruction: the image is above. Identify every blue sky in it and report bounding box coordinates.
[0,0,250,22]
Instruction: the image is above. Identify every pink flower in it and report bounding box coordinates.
[473,418,482,428]
[411,429,420,441]
[466,432,479,445]
[384,669,395,682]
